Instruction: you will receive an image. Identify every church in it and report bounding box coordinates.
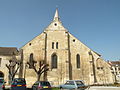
[0,9,114,86]
[20,9,114,85]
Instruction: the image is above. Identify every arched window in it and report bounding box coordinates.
[51,54,57,69]
[0,58,1,67]
[29,53,34,68]
[76,54,80,68]
[0,71,4,77]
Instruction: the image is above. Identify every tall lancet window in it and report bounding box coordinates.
[52,42,54,49]
[29,53,34,68]
[76,54,80,68]
[56,42,58,49]
[51,54,57,69]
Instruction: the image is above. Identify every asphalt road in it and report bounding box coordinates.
[88,86,120,90]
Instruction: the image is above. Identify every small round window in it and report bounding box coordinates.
[73,39,75,42]
[54,23,57,26]
[29,43,31,46]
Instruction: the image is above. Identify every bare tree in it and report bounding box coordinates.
[6,55,21,84]
[27,60,49,81]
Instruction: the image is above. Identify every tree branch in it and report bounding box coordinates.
[27,62,38,73]
[40,68,49,75]
[6,64,10,70]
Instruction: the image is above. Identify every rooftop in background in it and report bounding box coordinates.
[108,60,120,66]
[0,47,18,56]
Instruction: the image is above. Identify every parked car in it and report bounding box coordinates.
[0,77,5,90]
[11,78,26,90]
[32,81,52,90]
[60,80,88,90]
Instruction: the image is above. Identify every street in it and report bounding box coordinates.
[88,86,120,90]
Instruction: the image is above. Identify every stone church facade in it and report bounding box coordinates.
[0,9,114,86]
[20,9,114,85]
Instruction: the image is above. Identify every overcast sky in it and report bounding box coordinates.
[0,0,120,61]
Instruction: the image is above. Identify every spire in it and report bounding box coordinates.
[53,8,60,21]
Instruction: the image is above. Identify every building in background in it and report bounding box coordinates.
[108,60,120,83]
[0,47,18,84]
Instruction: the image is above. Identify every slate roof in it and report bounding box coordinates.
[0,47,18,56]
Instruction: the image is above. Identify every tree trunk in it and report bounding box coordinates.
[9,75,13,84]
[37,74,41,81]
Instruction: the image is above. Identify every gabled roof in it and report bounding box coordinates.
[93,51,101,57]
[45,8,67,31]
[0,47,18,56]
